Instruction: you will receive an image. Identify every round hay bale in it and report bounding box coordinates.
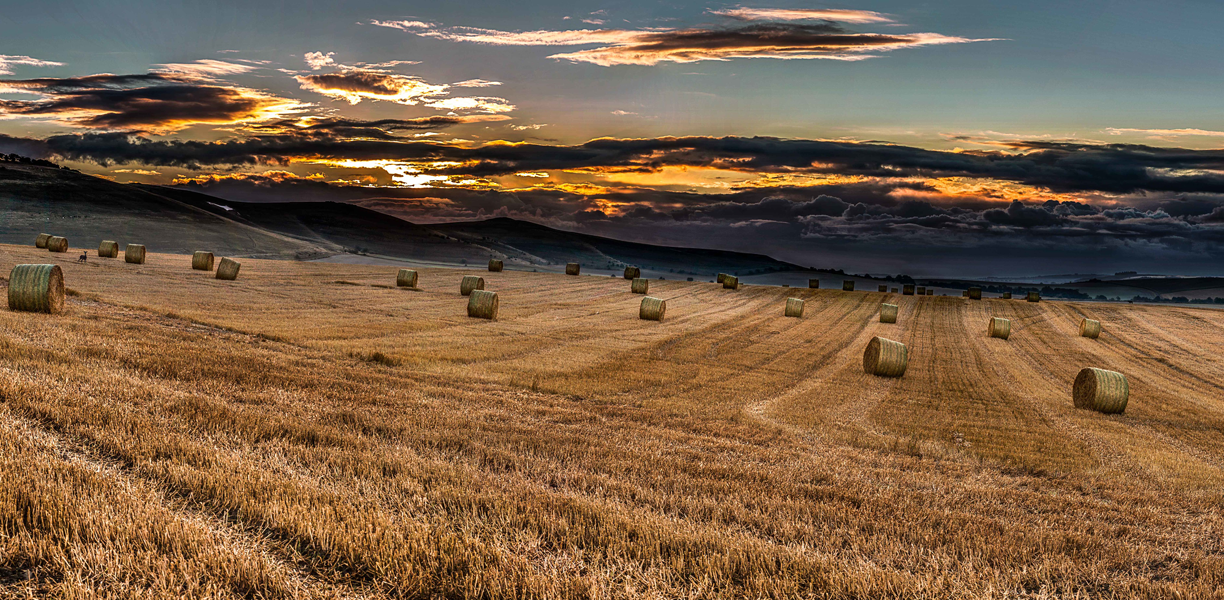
[843,280,855,291]
[863,336,907,377]
[565,262,580,276]
[397,269,418,288]
[46,236,68,253]
[969,287,982,300]
[916,286,926,295]
[488,259,504,272]
[723,275,739,289]
[624,266,640,279]
[890,287,899,293]
[640,296,666,321]
[124,244,146,264]
[988,317,1011,340]
[631,277,649,294]
[1002,292,1012,299]
[1079,318,1101,339]
[467,289,499,319]
[98,241,119,258]
[7,264,64,314]
[717,273,728,284]
[785,297,804,318]
[460,275,485,296]
[903,284,915,295]
[215,257,240,280]
[878,284,888,292]
[192,251,214,270]
[1027,291,1041,303]
[35,233,51,248]
[1073,368,1128,414]
[926,289,933,296]
[879,303,898,324]
[808,278,820,289]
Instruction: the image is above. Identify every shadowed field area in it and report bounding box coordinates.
[1,243,1223,599]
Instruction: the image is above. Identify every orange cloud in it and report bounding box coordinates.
[708,7,894,24]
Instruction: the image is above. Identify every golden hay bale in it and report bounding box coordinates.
[723,275,739,289]
[891,287,899,293]
[35,233,51,248]
[785,297,804,318]
[124,244,146,264]
[879,303,898,324]
[488,259,504,272]
[631,277,649,294]
[7,264,64,314]
[863,336,907,377]
[98,241,119,258]
[988,317,1011,340]
[397,269,418,288]
[843,280,855,291]
[46,236,68,253]
[215,257,241,280]
[903,284,915,296]
[878,284,888,292]
[624,266,640,279]
[460,275,485,296]
[1080,318,1101,339]
[1073,367,1128,414]
[969,287,982,300]
[1002,292,1012,299]
[808,278,820,289]
[1027,291,1041,303]
[640,296,666,321]
[926,289,933,296]
[467,289,499,320]
[916,286,926,295]
[192,251,214,270]
[565,262,580,276]
[717,273,728,284]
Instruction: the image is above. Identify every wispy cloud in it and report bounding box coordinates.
[295,70,514,113]
[152,59,262,77]
[370,20,998,66]
[1106,127,1224,138]
[0,54,64,75]
[450,79,502,87]
[708,7,894,24]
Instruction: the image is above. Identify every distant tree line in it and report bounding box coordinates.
[0,153,67,170]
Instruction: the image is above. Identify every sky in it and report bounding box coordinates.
[4,0,1224,277]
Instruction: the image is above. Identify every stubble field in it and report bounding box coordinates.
[0,243,1222,599]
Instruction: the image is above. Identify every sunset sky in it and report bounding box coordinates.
[5,1,1224,276]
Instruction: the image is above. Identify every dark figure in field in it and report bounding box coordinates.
[78,251,87,263]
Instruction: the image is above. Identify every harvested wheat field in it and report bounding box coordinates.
[1,243,1223,599]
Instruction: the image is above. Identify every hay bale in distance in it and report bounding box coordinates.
[1002,292,1012,299]
[46,236,68,253]
[631,277,649,294]
[904,284,915,296]
[843,280,855,292]
[1073,368,1128,414]
[35,233,51,248]
[988,317,1011,340]
[1027,291,1041,303]
[723,275,739,289]
[192,251,214,270]
[565,262,580,276]
[640,296,666,321]
[624,266,640,279]
[1080,318,1101,339]
[7,264,64,314]
[215,257,241,280]
[467,289,499,320]
[124,244,146,264]
[962,291,970,298]
[397,269,418,288]
[969,287,982,300]
[488,259,504,272]
[785,297,804,318]
[98,241,119,258]
[717,273,728,284]
[878,284,888,292]
[926,289,934,296]
[879,303,899,323]
[460,275,485,296]
[808,279,820,289]
[891,287,899,293]
[916,286,926,295]
[863,336,907,377]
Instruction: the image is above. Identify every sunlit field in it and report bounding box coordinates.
[2,243,1223,599]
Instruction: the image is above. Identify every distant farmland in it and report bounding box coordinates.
[1,243,1222,598]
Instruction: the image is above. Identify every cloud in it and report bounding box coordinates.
[0,73,305,132]
[450,79,502,87]
[1106,127,1224,138]
[371,19,997,66]
[0,55,64,75]
[152,59,261,77]
[294,69,513,112]
[241,115,510,139]
[708,7,894,24]
[304,51,337,70]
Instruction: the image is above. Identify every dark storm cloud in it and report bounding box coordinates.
[242,115,509,139]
